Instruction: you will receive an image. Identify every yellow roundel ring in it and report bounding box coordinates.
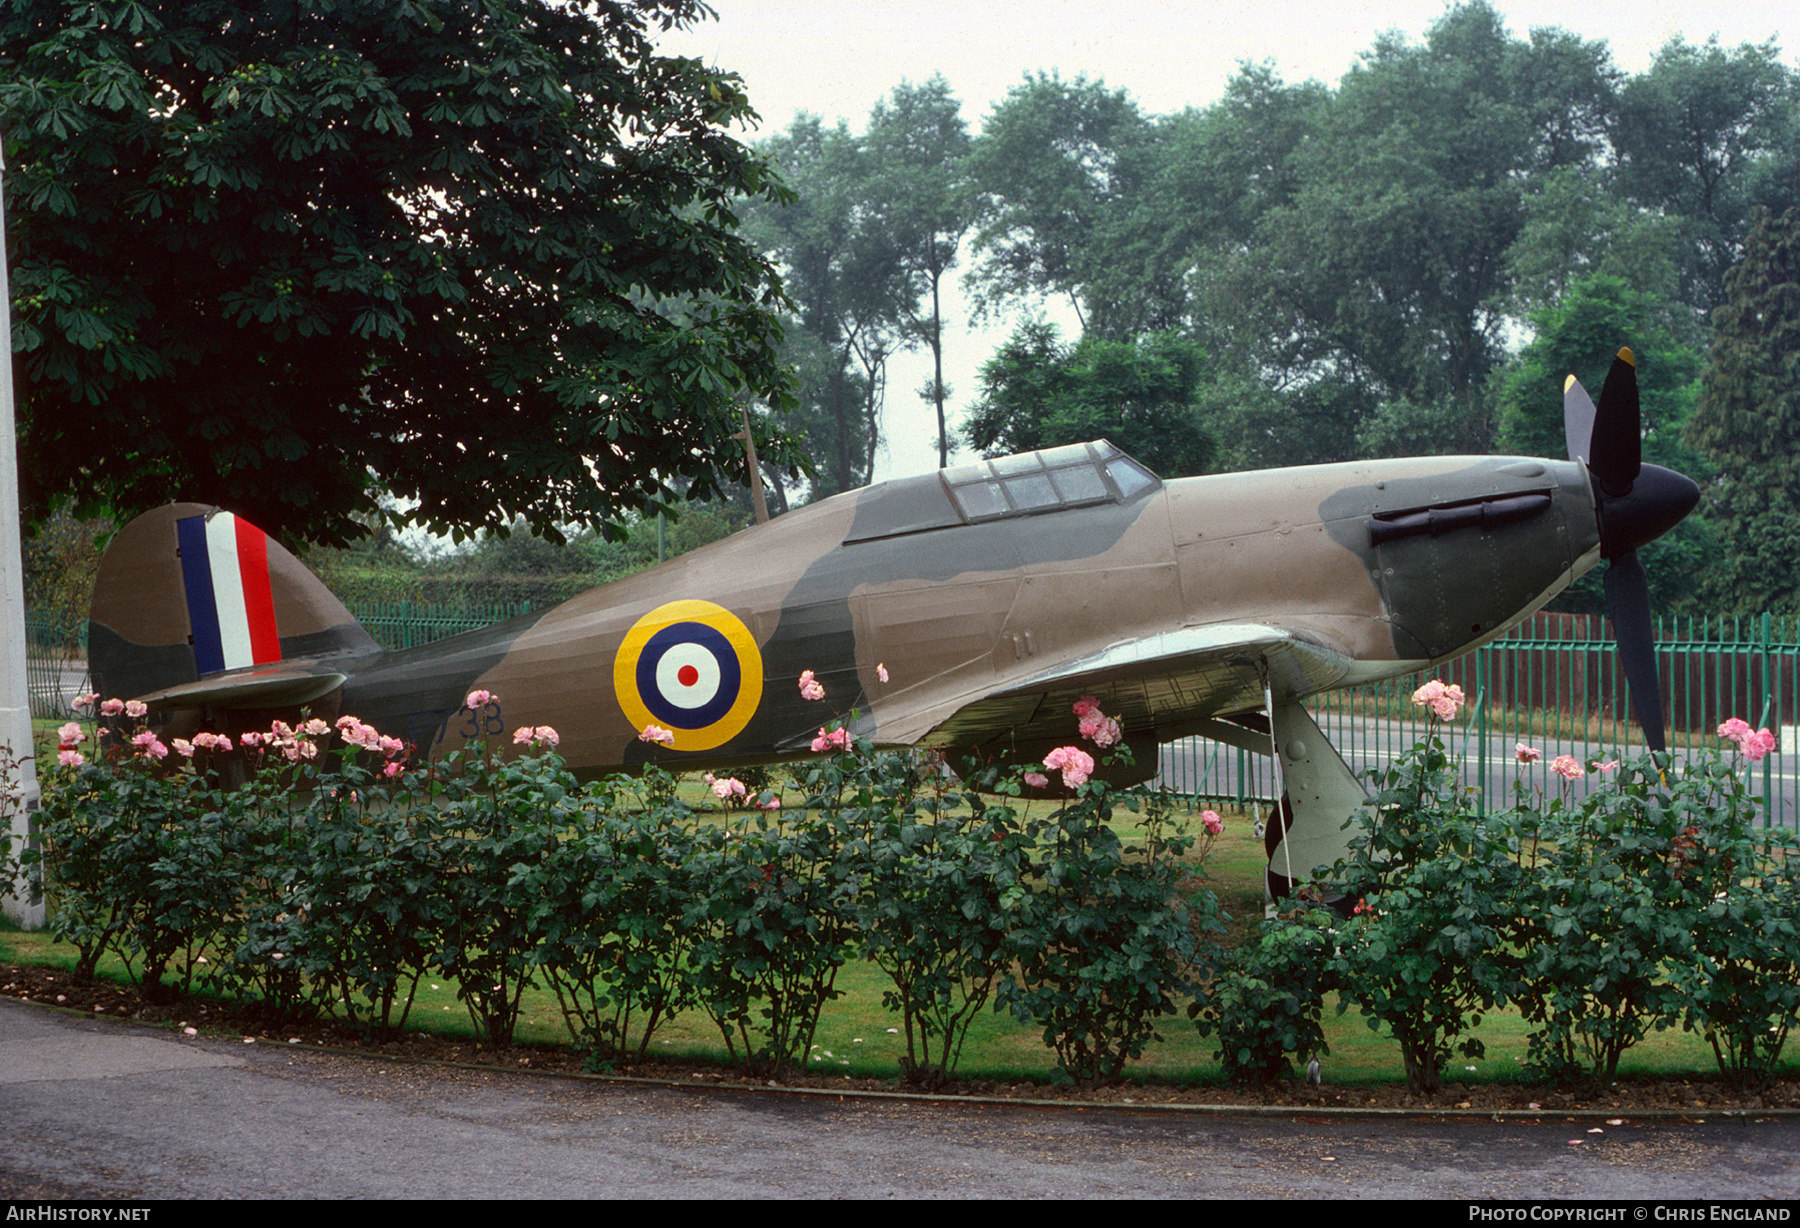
[614,599,763,752]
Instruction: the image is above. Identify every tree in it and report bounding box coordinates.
[742,115,906,500]
[966,73,1150,335]
[1687,207,1800,611]
[22,503,108,641]
[1495,275,1701,460]
[1220,6,1620,452]
[1504,165,1690,324]
[1615,38,1799,316]
[964,321,1213,478]
[863,78,972,468]
[2,0,796,546]
[1164,4,1642,464]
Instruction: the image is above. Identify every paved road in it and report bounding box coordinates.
[3,998,1798,1200]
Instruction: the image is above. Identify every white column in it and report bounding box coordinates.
[0,143,46,928]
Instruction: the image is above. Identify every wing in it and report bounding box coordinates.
[918,622,1355,751]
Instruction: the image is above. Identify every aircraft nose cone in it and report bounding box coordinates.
[1599,463,1700,560]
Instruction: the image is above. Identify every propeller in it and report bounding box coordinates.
[1564,348,1699,753]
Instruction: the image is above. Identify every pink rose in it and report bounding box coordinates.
[1023,770,1050,790]
[100,698,125,716]
[1078,711,1122,747]
[810,726,850,753]
[341,721,381,751]
[124,700,148,719]
[1201,809,1223,836]
[1071,695,1100,717]
[72,692,97,712]
[876,663,889,684]
[1515,744,1541,764]
[798,670,825,702]
[465,689,494,710]
[638,724,675,747]
[57,721,85,746]
[1550,755,1584,781]
[1718,718,1777,762]
[58,749,85,768]
[1043,745,1095,789]
[1411,680,1466,721]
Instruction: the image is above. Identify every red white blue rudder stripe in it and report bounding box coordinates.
[176,513,282,676]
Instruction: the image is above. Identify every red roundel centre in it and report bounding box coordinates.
[677,664,700,687]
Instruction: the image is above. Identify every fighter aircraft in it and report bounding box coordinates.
[87,349,1698,895]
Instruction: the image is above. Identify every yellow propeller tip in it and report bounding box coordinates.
[1564,374,1578,391]
[1617,346,1635,366]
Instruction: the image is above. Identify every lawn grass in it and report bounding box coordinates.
[1,787,1769,1091]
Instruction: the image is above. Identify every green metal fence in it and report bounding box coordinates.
[24,620,86,721]
[342,599,535,651]
[1161,611,1800,828]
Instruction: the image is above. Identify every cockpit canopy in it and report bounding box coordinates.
[843,440,1160,545]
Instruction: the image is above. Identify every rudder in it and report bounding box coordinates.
[89,504,378,707]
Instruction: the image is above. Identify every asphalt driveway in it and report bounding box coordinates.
[3,997,1797,1200]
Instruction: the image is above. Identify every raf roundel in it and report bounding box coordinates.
[613,600,763,751]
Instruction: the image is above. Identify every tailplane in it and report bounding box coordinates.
[89,504,378,712]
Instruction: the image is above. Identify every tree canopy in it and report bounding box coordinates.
[743,81,973,501]
[951,3,1796,476]
[2,0,796,545]
[1687,207,1800,611]
[741,114,899,500]
[863,77,972,469]
[964,321,1213,478]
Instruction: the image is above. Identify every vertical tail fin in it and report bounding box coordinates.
[89,504,378,705]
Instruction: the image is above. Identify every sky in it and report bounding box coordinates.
[655,0,1797,484]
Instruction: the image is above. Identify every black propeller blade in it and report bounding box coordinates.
[1564,347,1699,754]
[1589,350,1642,499]
[1603,551,1666,752]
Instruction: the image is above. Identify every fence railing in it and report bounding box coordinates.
[1159,611,1800,829]
[343,599,535,651]
[29,606,1800,826]
[24,620,86,722]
